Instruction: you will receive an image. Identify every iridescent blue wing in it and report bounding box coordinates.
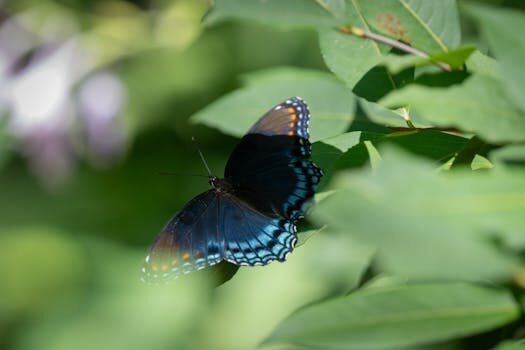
[225,97,322,220]
[219,192,296,266]
[143,191,297,282]
[142,190,223,282]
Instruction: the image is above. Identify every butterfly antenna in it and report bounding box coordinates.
[191,136,213,176]
[157,171,208,178]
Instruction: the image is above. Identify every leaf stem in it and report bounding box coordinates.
[338,26,452,72]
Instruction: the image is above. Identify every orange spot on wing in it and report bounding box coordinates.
[161,264,168,271]
[171,259,178,265]
[182,252,191,261]
[287,107,295,114]
[288,131,294,136]
[289,122,294,128]
[290,114,297,121]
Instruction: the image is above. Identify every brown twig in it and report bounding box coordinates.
[338,25,452,72]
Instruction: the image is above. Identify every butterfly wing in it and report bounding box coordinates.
[224,97,322,220]
[219,192,297,266]
[142,190,224,282]
[143,190,297,282]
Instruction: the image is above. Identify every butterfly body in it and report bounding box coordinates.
[143,97,322,282]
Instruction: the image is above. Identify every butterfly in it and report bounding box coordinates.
[142,97,322,282]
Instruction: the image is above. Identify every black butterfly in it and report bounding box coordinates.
[143,97,322,281]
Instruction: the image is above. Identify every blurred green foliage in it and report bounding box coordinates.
[1,1,525,350]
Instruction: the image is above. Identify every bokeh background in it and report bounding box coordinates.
[0,1,366,349]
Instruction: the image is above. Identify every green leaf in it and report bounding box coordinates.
[466,50,500,79]
[318,4,390,89]
[359,97,430,127]
[380,74,525,143]
[296,226,325,246]
[312,132,361,173]
[379,130,468,162]
[466,4,525,113]
[191,68,356,142]
[264,282,520,350]
[318,131,362,153]
[471,155,493,170]
[313,147,524,280]
[204,0,344,27]
[490,145,525,165]
[381,46,476,74]
[312,132,363,189]
[316,0,347,16]
[317,32,378,90]
[364,140,381,170]
[320,0,459,90]
[357,0,461,52]
[492,340,525,350]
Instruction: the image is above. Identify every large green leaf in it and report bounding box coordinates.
[358,0,461,52]
[264,282,520,350]
[380,74,525,143]
[204,0,344,27]
[313,147,524,280]
[467,5,525,113]
[319,0,459,89]
[318,1,391,89]
[191,68,356,142]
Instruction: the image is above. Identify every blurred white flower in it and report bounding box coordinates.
[8,40,85,136]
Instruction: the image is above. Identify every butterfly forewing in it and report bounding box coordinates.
[249,97,310,139]
[225,96,322,220]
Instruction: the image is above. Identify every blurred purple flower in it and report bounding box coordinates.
[78,71,126,167]
[0,17,127,187]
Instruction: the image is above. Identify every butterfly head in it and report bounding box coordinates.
[209,176,232,192]
[208,176,219,188]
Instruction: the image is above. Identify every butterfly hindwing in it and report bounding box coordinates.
[225,97,322,220]
[143,190,298,282]
[220,193,297,266]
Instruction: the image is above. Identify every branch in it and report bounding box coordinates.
[338,25,452,72]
